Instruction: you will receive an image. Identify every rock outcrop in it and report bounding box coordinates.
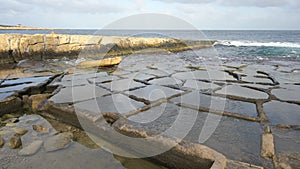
[0,34,216,64]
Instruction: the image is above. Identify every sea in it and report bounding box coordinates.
[1,29,299,62]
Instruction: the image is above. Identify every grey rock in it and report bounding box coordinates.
[99,78,145,92]
[44,132,73,152]
[18,140,43,156]
[125,85,184,103]
[49,84,110,104]
[74,93,145,115]
[148,77,183,87]
[183,80,219,91]
[216,84,269,99]
[271,84,300,102]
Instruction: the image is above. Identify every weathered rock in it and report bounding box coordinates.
[271,84,300,102]
[0,135,4,148]
[215,84,269,100]
[77,57,122,67]
[274,153,300,169]
[183,80,220,91]
[226,160,263,169]
[110,118,227,169]
[125,85,184,103]
[5,122,16,127]
[261,133,275,158]
[74,93,146,115]
[44,132,73,152]
[0,96,23,115]
[0,34,215,64]
[8,134,22,149]
[1,114,16,120]
[29,94,50,111]
[49,84,110,104]
[18,140,43,156]
[32,125,49,133]
[13,127,28,136]
[99,78,145,92]
[3,117,19,123]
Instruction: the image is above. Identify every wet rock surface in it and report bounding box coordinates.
[0,50,300,168]
[263,101,300,125]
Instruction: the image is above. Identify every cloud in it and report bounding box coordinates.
[154,0,215,4]
[220,0,288,8]
[155,0,300,8]
[0,0,31,13]
[0,0,299,29]
[0,0,130,14]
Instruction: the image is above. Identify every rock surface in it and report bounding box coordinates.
[18,140,43,156]
[77,57,122,67]
[44,132,73,152]
[261,133,275,158]
[8,134,22,149]
[0,136,4,148]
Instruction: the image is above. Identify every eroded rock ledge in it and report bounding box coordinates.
[0,34,216,64]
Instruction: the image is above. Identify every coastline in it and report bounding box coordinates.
[0,30,299,169]
[0,26,55,30]
[0,33,216,64]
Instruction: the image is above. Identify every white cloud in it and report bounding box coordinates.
[0,0,299,29]
[155,0,300,8]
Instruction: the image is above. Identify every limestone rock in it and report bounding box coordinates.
[32,125,49,133]
[0,34,215,64]
[8,134,22,149]
[44,132,73,152]
[261,133,275,158]
[18,140,43,156]
[77,57,122,67]
[13,127,28,136]
[5,122,16,127]
[0,135,4,148]
[226,160,263,169]
[29,94,50,111]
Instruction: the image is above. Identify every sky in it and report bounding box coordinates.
[0,0,299,30]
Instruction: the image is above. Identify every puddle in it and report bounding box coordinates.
[263,101,300,125]
[171,91,259,118]
[0,114,167,169]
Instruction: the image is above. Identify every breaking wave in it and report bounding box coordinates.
[216,40,300,48]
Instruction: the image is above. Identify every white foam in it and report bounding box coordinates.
[217,40,300,48]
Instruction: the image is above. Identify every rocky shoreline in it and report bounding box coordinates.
[0,34,299,168]
[0,33,216,64]
[0,25,54,30]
